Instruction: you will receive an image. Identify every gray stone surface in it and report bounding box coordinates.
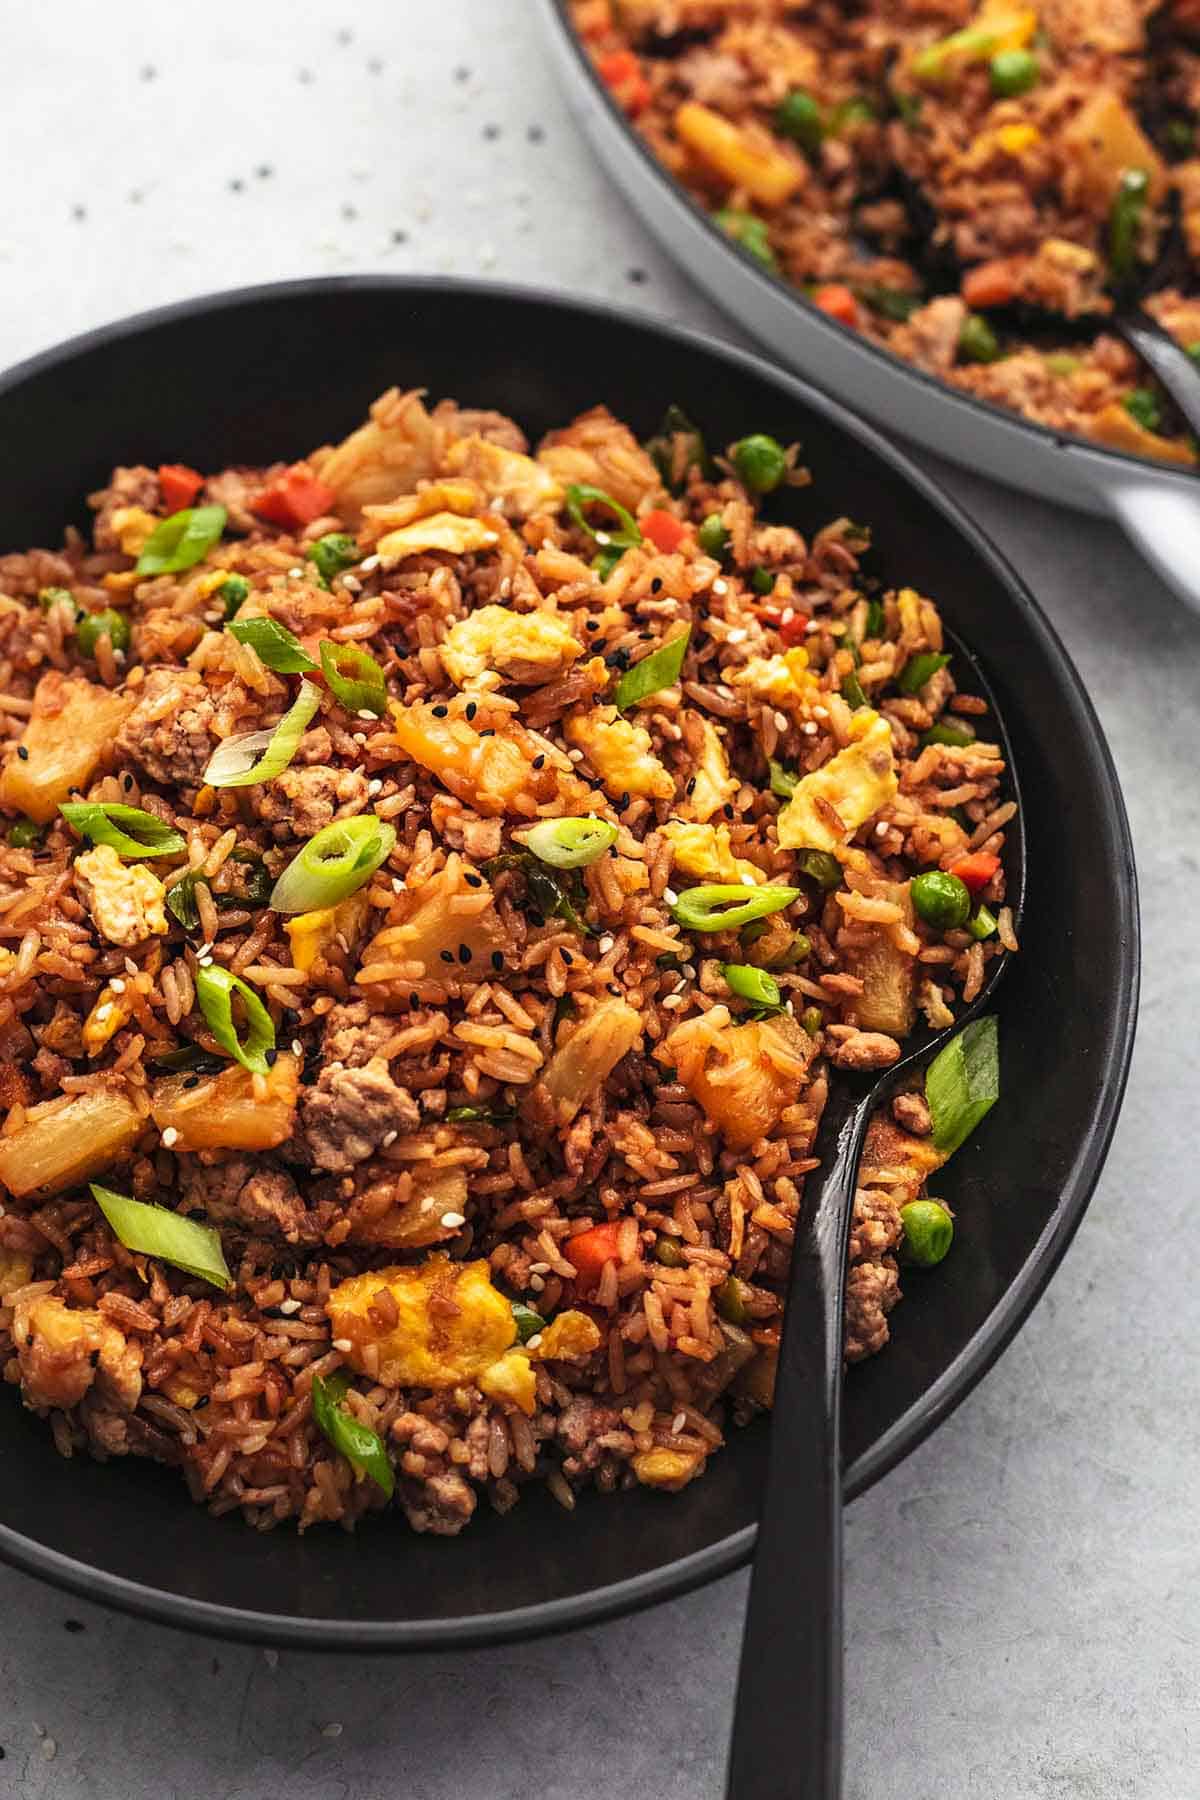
[0,4,1197,1796]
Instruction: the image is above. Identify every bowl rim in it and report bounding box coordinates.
[0,274,1140,1649]
[540,0,1200,490]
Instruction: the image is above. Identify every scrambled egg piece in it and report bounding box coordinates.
[376,511,499,564]
[108,506,158,558]
[81,983,135,1056]
[684,718,737,822]
[440,604,582,687]
[660,1008,815,1152]
[75,844,168,947]
[478,1350,538,1414]
[444,434,564,516]
[362,480,480,534]
[776,711,897,853]
[477,1309,603,1414]
[563,705,674,801]
[730,648,817,712]
[284,891,372,975]
[327,1256,516,1389]
[532,1311,601,1361]
[661,821,761,885]
[632,1447,705,1491]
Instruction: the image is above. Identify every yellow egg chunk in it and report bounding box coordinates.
[327,1256,518,1390]
[632,1447,705,1491]
[284,891,372,975]
[376,512,499,564]
[478,1349,538,1414]
[775,711,897,852]
[683,718,737,822]
[563,705,674,801]
[74,845,168,948]
[730,648,817,712]
[661,821,761,885]
[443,434,565,516]
[440,604,582,687]
[530,1311,602,1362]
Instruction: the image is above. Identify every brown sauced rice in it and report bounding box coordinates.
[0,386,1015,1533]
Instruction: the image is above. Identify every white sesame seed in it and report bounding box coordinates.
[528,1272,545,1292]
[441,1212,466,1229]
[597,934,615,954]
[663,886,679,905]
[875,821,889,837]
[196,942,213,960]
[204,609,223,624]
[288,566,303,579]
[381,1129,398,1148]
[773,711,789,734]
[726,626,747,644]
[108,977,125,994]
[161,1127,179,1149]
[567,748,584,762]
[682,962,696,979]
[805,617,820,633]
[594,530,611,546]
[291,1038,303,1056]
[197,955,213,968]
[813,705,829,720]
[124,958,138,976]
[781,607,795,625]
[529,1261,551,1275]
[357,708,376,721]
[352,732,367,746]
[367,778,382,796]
[360,554,381,571]
[671,1412,687,1434]
[741,872,757,886]
[332,1339,352,1354]
[661,994,685,1010]
[278,1298,301,1315]
[498,577,512,599]
[340,574,362,594]
[712,579,728,596]
[321,1722,344,1739]
[525,1333,544,1350]
[715,684,734,700]
[803,721,819,736]
[392,877,404,893]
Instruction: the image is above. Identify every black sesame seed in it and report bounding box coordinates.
[585,619,599,631]
[182,1075,200,1090]
[479,728,495,738]
[685,777,697,796]
[122,773,133,791]
[607,984,623,996]
[618,792,630,810]
[17,746,28,761]
[409,990,420,1008]
[561,949,574,965]
[432,704,448,718]
[281,1008,299,1028]
[439,949,455,963]
[464,872,482,888]
[491,951,504,970]
[638,630,653,641]
[465,701,477,720]
[265,1048,278,1067]
[526,908,546,929]
[723,802,735,819]
[531,754,546,771]
[650,578,663,595]
[458,943,472,964]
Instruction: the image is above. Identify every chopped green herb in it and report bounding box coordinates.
[219,575,250,619]
[921,721,976,749]
[768,758,798,800]
[59,801,185,859]
[926,1015,1000,1155]
[136,505,227,576]
[796,849,842,891]
[311,1371,394,1498]
[227,615,318,673]
[564,483,642,549]
[898,650,951,694]
[91,1183,231,1289]
[1123,387,1162,433]
[511,1302,545,1343]
[613,627,691,711]
[840,670,868,710]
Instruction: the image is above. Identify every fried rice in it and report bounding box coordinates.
[0,388,1015,1534]
[572,0,1200,468]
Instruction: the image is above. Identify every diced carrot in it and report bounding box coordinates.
[812,284,861,329]
[252,462,338,530]
[597,48,652,114]
[950,850,1001,895]
[567,1220,626,1292]
[641,508,688,554]
[961,261,1018,310]
[158,463,204,511]
[780,611,811,647]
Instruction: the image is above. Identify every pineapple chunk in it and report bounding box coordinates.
[477,1349,538,1414]
[537,406,663,514]
[284,890,372,975]
[348,1163,468,1250]
[661,1007,814,1151]
[1061,90,1168,217]
[312,386,440,522]
[848,881,916,1037]
[662,820,761,884]
[542,999,643,1122]
[14,1294,141,1412]
[376,511,499,564]
[327,1255,517,1389]
[563,705,674,801]
[675,102,803,206]
[74,845,168,947]
[443,434,564,516]
[531,1310,602,1361]
[358,854,509,980]
[108,506,159,558]
[730,648,817,711]
[0,1087,144,1199]
[150,1053,299,1153]
[632,1446,705,1490]
[0,673,132,824]
[440,605,582,687]
[390,700,539,815]
[81,983,135,1056]
[684,718,738,822]
[776,711,897,852]
[860,1115,948,1204]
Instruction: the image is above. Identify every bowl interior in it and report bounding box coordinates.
[0,280,1137,1645]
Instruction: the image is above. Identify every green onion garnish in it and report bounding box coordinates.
[306,532,360,587]
[897,651,951,695]
[921,721,976,749]
[38,586,73,611]
[925,1015,999,1156]
[592,545,626,581]
[202,680,321,789]
[150,1042,226,1074]
[645,403,711,490]
[751,566,775,595]
[195,964,276,1074]
[525,816,618,870]
[227,616,318,673]
[1109,167,1149,287]
[840,671,868,710]
[797,849,843,890]
[483,851,592,937]
[136,505,227,576]
[768,758,798,800]
[446,1103,517,1125]
[90,1184,231,1289]
[865,598,885,637]
[59,801,185,859]
[671,883,799,934]
[713,208,778,272]
[269,814,396,914]
[511,1302,545,1344]
[564,484,643,550]
[311,1372,395,1498]
[220,575,250,620]
[613,626,691,712]
[165,870,202,929]
[8,818,42,849]
[722,963,782,1012]
[968,905,998,941]
[319,641,387,716]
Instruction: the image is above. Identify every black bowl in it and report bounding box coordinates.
[0,278,1138,1648]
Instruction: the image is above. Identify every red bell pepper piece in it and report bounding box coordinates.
[640,508,688,554]
[780,610,811,647]
[158,463,204,511]
[567,1220,626,1292]
[812,285,861,329]
[597,48,652,114]
[951,850,1001,895]
[252,462,337,529]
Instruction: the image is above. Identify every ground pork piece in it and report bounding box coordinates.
[320,1002,405,1069]
[891,1090,932,1136]
[398,1469,477,1535]
[74,844,168,947]
[31,1046,71,1093]
[90,465,161,550]
[444,406,529,454]
[254,764,368,838]
[180,1157,313,1242]
[556,1394,623,1458]
[13,1294,142,1413]
[301,1059,421,1172]
[202,467,262,536]
[896,296,969,374]
[115,668,218,786]
[844,1258,902,1362]
[849,1187,905,1264]
[827,1028,901,1070]
[294,725,334,765]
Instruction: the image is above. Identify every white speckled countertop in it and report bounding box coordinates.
[1,4,1198,1796]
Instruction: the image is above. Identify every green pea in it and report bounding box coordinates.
[716,1276,751,1325]
[654,1238,685,1268]
[713,209,777,272]
[37,586,73,611]
[1123,387,1162,433]
[911,870,972,931]
[732,434,788,495]
[76,609,131,658]
[750,566,775,595]
[219,574,250,619]
[797,849,843,891]
[775,89,824,154]
[988,48,1038,97]
[900,1200,954,1267]
[8,818,42,848]
[801,1005,824,1036]
[959,314,1001,364]
[307,532,359,587]
[697,514,730,559]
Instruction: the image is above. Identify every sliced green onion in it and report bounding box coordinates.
[307,532,360,587]
[897,650,951,695]
[165,870,202,929]
[671,883,799,934]
[768,758,798,800]
[311,1371,394,1498]
[150,1043,226,1075]
[751,566,775,595]
[1123,387,1162,433]
[859,285,920,323]
[968,904,998,941]
[90,1184,231,1289]
[219,574,250,619]
[926,1015,999,1156]
[195,964,276,1074]
[8,818,42,849]
[921,721,976,749]
[270,814,396,914]
[202,680,321,788]
[828,95,876,132]
[592,545,626,581]
[722,963,782,1011]
[511,1302,545,1344]
[713,208,778,271]
[483,851,593,937]
[320,641,387,716]
[227,615,318,673]
[525,816,618,869]
[1109,168,1149,287]
[136,505,227,576]
[645,404,711,489]
[775,89,824,153]
[797,849,843,890]
[77,609,131,658]
[614,626,691,712]
[446,1103,516,1125]
[564,484,642,550]
[59,801,185,859]
[840,670,868,710]
[38,585,74,611]
[865,598,885,637]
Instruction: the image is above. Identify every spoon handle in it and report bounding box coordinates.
[725,1078,873,1800]
[1114,307,1200,442]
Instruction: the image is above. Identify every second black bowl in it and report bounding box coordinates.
[0,278,1138,1647]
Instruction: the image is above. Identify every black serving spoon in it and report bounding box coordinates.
[725,632,1025,1800]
